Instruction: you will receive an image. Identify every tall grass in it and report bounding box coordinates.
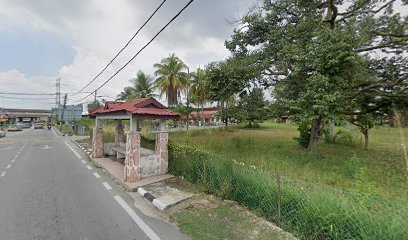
[170,123,408,203]
[169,143,408,239]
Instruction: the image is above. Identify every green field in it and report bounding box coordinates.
[169,122,408,203]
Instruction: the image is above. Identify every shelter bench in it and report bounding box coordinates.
[110,146,126,159]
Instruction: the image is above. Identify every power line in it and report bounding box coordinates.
[77,0,196,102]
[75,0,167,95]
[0,96,56,100]
[0,92,55,96]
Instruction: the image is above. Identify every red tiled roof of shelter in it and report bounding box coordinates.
[90,98,179,117]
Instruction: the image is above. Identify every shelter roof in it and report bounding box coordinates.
[90,98,180,118]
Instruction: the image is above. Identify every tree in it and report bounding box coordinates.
[225,0,407,150]
[87,100,103,112]
[117,86,137,101]
[237,88,269,127]
[131,70,155,98]
[154,53,189,106]
[190,68,208,122]
[117,70,155,101]
[171,104,194,128]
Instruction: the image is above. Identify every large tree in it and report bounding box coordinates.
[225,0,407,150]
[154,53,189,106]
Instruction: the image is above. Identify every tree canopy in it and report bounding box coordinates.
[223,0,407,150]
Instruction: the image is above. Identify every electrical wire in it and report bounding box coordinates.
[77,0,196,102]
[0,92,55,96]
[0,96,56,100]
[75,0,167,95]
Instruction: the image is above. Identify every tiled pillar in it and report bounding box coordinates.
[155,131,169,175]
[115,122,125,147]
[124,132,141,182]
[92,127,103,158]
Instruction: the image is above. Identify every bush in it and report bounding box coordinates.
[345,155,361,179]
[295,122,311,148]
[168,143,408,240]
[333,129,356,146]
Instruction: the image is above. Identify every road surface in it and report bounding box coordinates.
[0,128,187,240]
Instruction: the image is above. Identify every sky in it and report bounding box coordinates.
[0,0,253,109]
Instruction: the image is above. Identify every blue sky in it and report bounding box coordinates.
[0,31,74,76]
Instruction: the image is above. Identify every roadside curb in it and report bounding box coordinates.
[137,187,168,211]
[71,139,180,211]
[71,140,133,191]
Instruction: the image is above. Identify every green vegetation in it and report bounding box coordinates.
[170,122,407,203]
[168,137,407,239]
[173,194,294,240]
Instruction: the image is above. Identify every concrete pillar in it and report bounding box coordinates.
[92,127,103,158]
[115,120,125,147]
[155,131,169,175]
[124,131,141,182]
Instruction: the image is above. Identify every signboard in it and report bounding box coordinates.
[0,115,8,122]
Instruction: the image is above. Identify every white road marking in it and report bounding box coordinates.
[113,195,161,240]
[86,165,92,170]
[6,164,11,169]
[11,159,15,163]
[81,160,86,164]
[51,128,58,136]
[93,172,101,178]
[64,142,82,159]
[1,171,6,177]
[102,182,112,190]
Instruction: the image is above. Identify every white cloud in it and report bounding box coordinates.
[0,0,253,109]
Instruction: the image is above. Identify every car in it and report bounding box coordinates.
[34,124,44,129]
[7,125,22,132]
[0,130,6,137]
[21,122,32,129]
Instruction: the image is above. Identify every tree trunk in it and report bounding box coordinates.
[308,115,323,151]
[363,129,369,150]
[201,103,205,127]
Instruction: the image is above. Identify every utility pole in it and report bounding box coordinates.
[94,91,97,103]
[59,94,67,132]
[55,78,61,106]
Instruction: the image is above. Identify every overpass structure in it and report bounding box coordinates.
[0,108,52,124]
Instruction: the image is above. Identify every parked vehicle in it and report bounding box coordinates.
[22,122,32,129]
[34,124,44,129]
[0,130,6,137]
[7,125,22,132]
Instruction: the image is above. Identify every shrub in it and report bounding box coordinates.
[295,122,311,148]
[345,155,361,179]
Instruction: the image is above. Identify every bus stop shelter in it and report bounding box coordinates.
[90,98,179,183]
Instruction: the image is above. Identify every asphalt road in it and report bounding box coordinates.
[0,128,187,240]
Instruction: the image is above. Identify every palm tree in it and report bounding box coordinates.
[132,70,155,98]
[153,53,188,106]
[116,71,155,101]
[190,68,208,122]
[117,86,136,101]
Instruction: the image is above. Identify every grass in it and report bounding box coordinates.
[166,177,295,240]
[169,122,408,203]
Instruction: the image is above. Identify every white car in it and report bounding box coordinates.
[0,130,6,138]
